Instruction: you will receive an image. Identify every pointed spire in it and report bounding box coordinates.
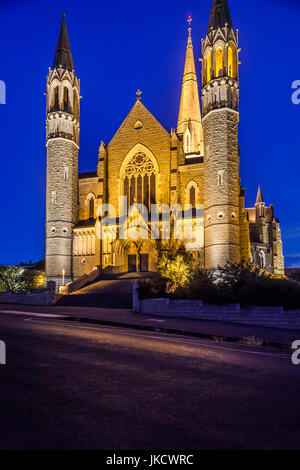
[256,186,264,205]
[177,17,202,149]
[207,0,233,33]
[171,128,179,146]
[99,141,106,154]
[53,13,74,71]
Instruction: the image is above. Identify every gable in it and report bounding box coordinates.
[106,99,171,212]
[108,99,170,149]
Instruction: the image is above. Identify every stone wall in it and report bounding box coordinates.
[46,138,79,282]
[0,282,57,306]
[133,289,300,330]
[203,108,240,269]
[78,176,98,220]
[178,163,204,206]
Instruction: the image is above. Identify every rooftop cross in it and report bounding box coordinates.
[187,16,192,43]
[136,89,142,101]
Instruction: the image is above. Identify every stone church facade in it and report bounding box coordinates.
[45,1,284,289]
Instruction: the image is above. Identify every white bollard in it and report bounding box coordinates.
[0,340,6,365]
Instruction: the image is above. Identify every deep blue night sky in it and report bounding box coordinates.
[0,0,299,266]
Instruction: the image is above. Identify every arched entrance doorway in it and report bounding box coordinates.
[127,241,150,273]
[113,238,156,273]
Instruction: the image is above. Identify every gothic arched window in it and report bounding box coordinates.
[89,198,94,219]
[206,51,212,84]
[186,181,198,208]
[51,86,59,111]
[73,90,79,119]
[216,47,223,77]
[185,131,191,153]
[86,193,96,219]
[63,87,70,112]
[190,186,196,208]
[122,152,157,212]
[228,45,237,79]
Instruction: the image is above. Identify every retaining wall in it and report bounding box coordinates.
[133,286,300,330]
[0,281,56,306]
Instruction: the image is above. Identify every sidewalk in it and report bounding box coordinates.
[0,303,297,350]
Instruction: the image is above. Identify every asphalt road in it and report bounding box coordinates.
[0,311,299,450]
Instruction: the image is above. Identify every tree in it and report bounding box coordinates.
[156,241,194,293]
[0,266,26,292]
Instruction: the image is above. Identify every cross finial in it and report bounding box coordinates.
[187,16,192,43]
[136,89,142,101]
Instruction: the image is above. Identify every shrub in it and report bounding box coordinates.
[138,258,300,309]
[0,266,46,293]
[216,261,300,309]
[188,269,238,304]
[137,277,168,300]
[156,241,194,293]
[23,270,47,290]
[0,266,26,292]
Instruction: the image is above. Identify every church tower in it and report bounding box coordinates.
[178,18,204,156]
[45,14,80,289]
[202,0,240,269]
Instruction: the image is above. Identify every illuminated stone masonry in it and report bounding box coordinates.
[45,3,284,289]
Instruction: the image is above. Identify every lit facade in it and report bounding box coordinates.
[45,2,284,288]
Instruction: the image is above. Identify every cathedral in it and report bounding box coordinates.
[45,0,285,289]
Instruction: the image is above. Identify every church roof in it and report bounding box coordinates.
[74,218,96,228]
[53,13,74,71]
[207,0,233,32]
[79,171,98,179]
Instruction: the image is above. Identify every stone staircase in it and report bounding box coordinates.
[56,272,157,309]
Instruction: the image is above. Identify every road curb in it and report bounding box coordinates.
[61,315,291,351]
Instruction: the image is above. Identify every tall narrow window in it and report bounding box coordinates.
[216,48,223,77]
[89,198,94,219]
[130,177,135,206]
[73,90,79,118]
[190,186,196,208]
[124,176,129,208]
[206,51,212,83]
[228,45,237,79]
[51,191,57,206]
[64,166,69,181]
[52,86,59,111]
[137,175,143,204]
[259,205,264,218]
[218,171,224,187]
[228,46,233,77]
[63,87,69,112]
[185,132,191,153]
[150,173,156,209]
[144,174,149,211]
